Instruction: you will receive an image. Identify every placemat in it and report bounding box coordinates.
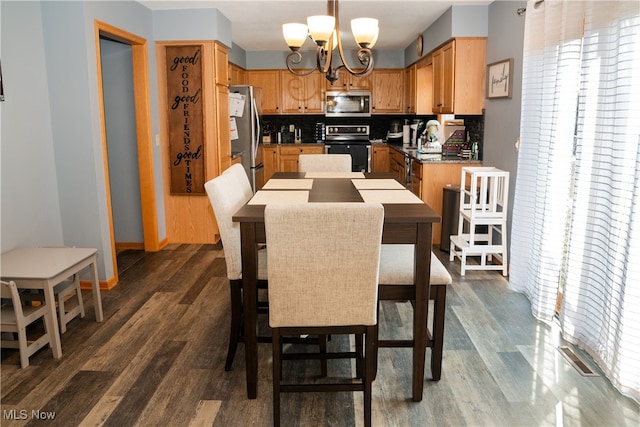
[358,190,424,204]
[304,172,366,179]
[248,190,309,205]
[262,179,314,190]
[351,179,406,190]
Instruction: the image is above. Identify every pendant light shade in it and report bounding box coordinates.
[351,18,379,48]
[282,23,308,50]
[307,15,335,46]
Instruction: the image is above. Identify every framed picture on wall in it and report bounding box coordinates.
[486,58,513,99]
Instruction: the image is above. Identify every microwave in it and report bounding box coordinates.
[325,91,372,117]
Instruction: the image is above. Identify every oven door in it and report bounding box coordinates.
[325,144,371,172]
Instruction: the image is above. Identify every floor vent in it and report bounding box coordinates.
[558,346,599,376]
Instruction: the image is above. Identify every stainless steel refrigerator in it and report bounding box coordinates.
[229,85,263,191]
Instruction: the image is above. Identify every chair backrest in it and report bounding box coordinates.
[298,154,352,173]
[205,165,253,280]
[265,203,384,328]
[1,280,25,324]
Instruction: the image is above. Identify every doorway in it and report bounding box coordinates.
[94,20,160,287]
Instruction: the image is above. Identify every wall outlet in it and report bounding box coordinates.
[155,134,160,147]
[515,136,520,152]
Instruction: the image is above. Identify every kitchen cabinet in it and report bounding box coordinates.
[415,55,433,115]
[247,70,281,114]
[262,145,279,183]
[432,38,486,115]
[412,161,481,245]
[278,145,325,172]
[389,148,406,184]
[280,71,324,114]
[326,71,372,91]
[229,63,246,85]
[214,43,229,86]
[404,64,416,114]
[371,69,404,114]
[371,144,389,172]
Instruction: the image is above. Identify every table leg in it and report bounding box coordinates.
[412,223,433,402]
[241,222,259,399]
[431,285,447,381]
[43,284,62,359]
[89,256,104,322]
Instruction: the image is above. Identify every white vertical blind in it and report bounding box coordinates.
[512,0,640,400]
[560,1,640,401]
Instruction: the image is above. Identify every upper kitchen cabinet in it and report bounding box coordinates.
[229,63,247,85]
[432,38,486,115]
[415,55,433,115]
[247,70,281,114]
[280,71,324,114]
[371,69,404,114]
[214,43,229,85]
[404,64,416,114]
[326,71,372,91]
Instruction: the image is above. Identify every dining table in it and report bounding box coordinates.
[0,247,103,359]
[232,171,441,401]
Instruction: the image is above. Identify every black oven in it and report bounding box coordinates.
[324,125,371,172]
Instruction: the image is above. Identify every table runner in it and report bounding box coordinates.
[305,172,366,179]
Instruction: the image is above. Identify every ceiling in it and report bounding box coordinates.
[138,0,492,51]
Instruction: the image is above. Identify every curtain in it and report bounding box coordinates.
[512,0,640,400]
[510,0,585,320]
[560,1,640,401]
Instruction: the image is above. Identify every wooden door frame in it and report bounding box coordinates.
[94,20,160,287]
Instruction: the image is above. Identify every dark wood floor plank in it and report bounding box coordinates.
[102,340,187,427]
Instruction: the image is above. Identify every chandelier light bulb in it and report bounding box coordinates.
[282,23,308,50]
[307,15,335,46]
[351,18,379,48]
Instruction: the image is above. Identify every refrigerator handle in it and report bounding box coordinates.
[252,97,261,161]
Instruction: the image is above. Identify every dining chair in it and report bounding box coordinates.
[265,203,384,427]
[297,153,352,172]
[378,245,452,382]
[1,280,54,368]
[205,164,268,371]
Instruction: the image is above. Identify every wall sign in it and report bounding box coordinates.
[486,58,513,99]
[166,45,205,194]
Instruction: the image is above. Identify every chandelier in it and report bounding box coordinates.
[282,0,379,84]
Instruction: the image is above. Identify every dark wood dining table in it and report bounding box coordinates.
[232,172,441,401]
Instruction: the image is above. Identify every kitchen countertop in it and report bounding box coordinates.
[261,142,481,164]
[386,144,482,164]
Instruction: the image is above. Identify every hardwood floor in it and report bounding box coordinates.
[2,244,638,426]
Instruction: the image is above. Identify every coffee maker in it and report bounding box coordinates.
[386,120,403,145]
[410,120,425,147]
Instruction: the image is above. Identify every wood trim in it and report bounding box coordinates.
[80,277,118,291]
[94,20,162,289]
[115,242,145,250]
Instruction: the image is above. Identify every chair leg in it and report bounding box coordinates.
[225,280,243,371]
[17,327,29,369]
[355,333,364,379]
[364,325,376,427]
[272,328,282,427]
[319,334,328,377]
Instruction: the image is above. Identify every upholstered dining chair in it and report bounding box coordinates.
[1,280,54,368]
[265,203,384,427]
[298,153,352,172]
[205,164,268,371]
[378,244,452,383]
